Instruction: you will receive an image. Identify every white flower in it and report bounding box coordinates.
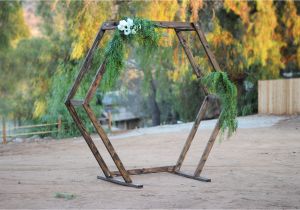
[117,20,127,31]
[127,18,134,27]
[117,18,139,35]
[124,29,131,35]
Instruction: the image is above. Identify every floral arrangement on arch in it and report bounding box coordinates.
[117,18,141,35]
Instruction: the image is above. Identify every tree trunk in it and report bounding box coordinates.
[149,78,160,126]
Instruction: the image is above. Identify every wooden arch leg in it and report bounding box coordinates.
[172,95,220,183]
[194,119,220,176]
[66,104,113,178]
[174,96,209,172]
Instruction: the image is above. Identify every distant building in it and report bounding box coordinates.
[99,91,142,130]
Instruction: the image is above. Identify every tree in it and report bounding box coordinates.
[0,1,29,120]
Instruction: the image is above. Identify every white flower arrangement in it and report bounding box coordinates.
[117,18,140,36]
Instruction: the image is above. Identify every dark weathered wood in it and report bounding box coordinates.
[84,62,106,104]
[175,30,208,94]
[83,104,132,183]
[97,176,143,188]
[65,27,105,102]
[193,22,221,72]
[173,171,211,182]
[66,104,112,178]
[70,99,84,106]
[112,166,175,177]
[175,30,202,77]
[194,119,221,177]
[102,21,195,31]
[174,96,209,171]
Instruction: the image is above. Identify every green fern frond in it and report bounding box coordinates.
[202,71,238,137]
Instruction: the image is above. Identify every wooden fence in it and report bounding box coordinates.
[258,78,300,114]
[1,116,61,144]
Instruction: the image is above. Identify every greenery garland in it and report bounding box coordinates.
[202,71,238,137]
[101,18,159,90]
[102,17,238,137]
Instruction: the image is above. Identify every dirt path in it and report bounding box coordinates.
[0,116,300,209]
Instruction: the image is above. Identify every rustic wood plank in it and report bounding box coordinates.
[258,78,300,115]
[175,30,202,77]
[111,166,175,177]
[83,104,132,183]
[65,27,105,102]
[102,21,195,31]
[194,118,221,177]
[193,22,221,72]
[174,96,209,171]
[175,30,208,95]
[84,62,106,104]
[65,104,112,178]
[97,176,143,188]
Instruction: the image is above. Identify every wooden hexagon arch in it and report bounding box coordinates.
[65,21,221,188]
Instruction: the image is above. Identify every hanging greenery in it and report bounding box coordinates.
[101,17,160,90]
[202,71,238,137]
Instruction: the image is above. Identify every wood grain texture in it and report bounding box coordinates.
[83,104,132,183]
[102,21,195,31]
[175,30,209,94]
[111,166,175,177]
[193,22,221,72]
[84,62,106,104]
[194,119,220,177]
[174,96,209,171]
[65,27,105,102]
[65,104,112,178]
[258,78,300,115]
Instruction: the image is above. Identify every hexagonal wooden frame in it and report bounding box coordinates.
[65,21,222,188]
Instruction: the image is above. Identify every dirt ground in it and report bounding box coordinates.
[0,115,300,209]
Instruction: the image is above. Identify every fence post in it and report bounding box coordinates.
[58,115,62,132]
[2,118,6,144]
[108,111,112,132]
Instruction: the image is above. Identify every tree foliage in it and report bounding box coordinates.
[2,0,300,137]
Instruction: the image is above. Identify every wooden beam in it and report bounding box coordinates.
[102,21,195,31]
[175,30,208,95]
[174,96,209,171]
[194,118,221,177]
[65,104,113,178]
[111,166,175,176]
[193,22,221,72]
[84,62,106,104]
[175,30,202,77]
[65,27,105,102]
[83,104,132,183]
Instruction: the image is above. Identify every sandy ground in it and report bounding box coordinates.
[0,115,300,209]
